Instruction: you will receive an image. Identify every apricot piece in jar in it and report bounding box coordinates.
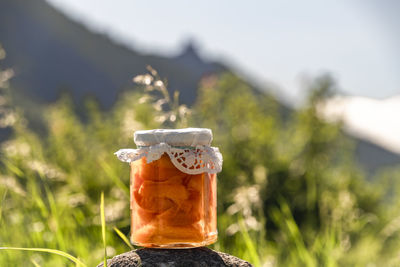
[133,222,204,244]
[132,206,157,229]
[139,182,188,205]
[187,173,204,191]
[134,190,175,213]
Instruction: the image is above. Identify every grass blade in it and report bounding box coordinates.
[238,217,261,267]
[101,192,107,267]
[30,258,41,267]
[0,189,8,223]
[113,227,134,250]
[100,160,129,196]
[0,247,86,267]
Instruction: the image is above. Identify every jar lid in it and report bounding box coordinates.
[116,128,222,174]
[134,128,213,147]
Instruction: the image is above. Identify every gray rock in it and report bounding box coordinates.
[97,247,253,267]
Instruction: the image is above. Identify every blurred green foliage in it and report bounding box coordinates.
[1,49,400,266]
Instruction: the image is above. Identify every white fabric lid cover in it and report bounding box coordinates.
[134,128,213,147]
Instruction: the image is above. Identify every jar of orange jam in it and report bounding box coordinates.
[115,128,223,248]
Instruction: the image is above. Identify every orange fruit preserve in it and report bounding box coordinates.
[130,154,217,247]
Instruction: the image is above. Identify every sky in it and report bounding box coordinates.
[46,0,400,105]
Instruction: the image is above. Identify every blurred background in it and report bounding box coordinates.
[0,0,399,266]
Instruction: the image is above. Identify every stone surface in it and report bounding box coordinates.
[97,247,253,267]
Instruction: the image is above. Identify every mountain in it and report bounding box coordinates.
[0,0,398,174]
[0,0,226,109]
[355,137,400,176]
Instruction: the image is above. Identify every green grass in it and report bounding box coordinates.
[101,192,107,267]
[0,66,400,266]
[0,247,86,266]
[113,227,134,250]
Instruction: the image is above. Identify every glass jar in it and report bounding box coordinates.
[115,128,222,248]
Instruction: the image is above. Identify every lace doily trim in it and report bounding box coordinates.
[115,143,223,174]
